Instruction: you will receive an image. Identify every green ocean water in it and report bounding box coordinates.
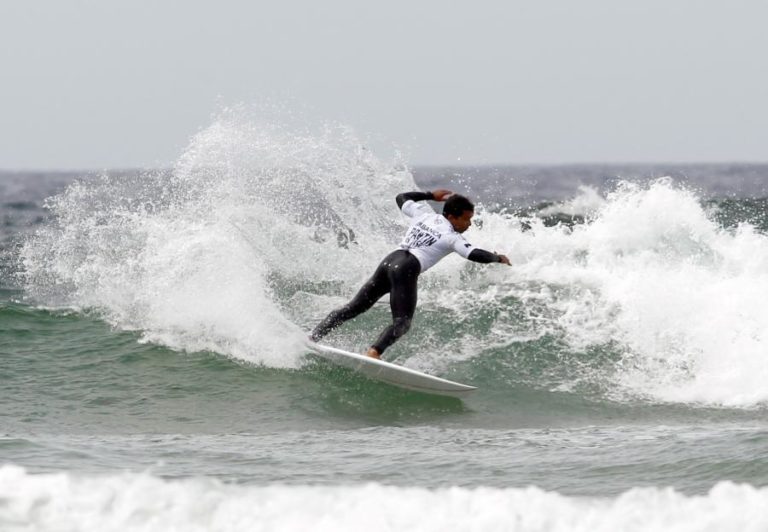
[3,285,768,496]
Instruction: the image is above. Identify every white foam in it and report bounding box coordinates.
[20,106,413,368]
[456,179,768,406]
[1,466,765,532]
[537,185,606,217]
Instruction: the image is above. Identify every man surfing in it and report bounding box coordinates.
[310,189,510,359]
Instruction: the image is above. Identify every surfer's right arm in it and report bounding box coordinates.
[395,189,453,209]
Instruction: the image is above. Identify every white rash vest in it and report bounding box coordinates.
[398,199,477,272]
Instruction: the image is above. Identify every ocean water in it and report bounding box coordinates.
[2,110,768,530]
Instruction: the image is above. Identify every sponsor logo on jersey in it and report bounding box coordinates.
[403,221,441,248]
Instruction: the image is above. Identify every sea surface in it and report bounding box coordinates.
[2,114,768,530]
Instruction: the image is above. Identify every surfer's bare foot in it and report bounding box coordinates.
[365,347,381,359]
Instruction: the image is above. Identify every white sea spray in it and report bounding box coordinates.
[19,107,413,368]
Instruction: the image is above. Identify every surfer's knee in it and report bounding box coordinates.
[392,316,412,338]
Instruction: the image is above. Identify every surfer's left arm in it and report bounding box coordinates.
[468,249,511,265]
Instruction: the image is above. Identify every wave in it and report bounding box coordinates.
[17,107,768,407]
[18,107,413,368]
[1,465,765,532]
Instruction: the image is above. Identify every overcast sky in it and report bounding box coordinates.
[1,0,766,169]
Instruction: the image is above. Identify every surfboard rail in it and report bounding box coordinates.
[306,342,477,398]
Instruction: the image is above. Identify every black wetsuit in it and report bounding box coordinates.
[310,191,501,354]
[310,248,421,354]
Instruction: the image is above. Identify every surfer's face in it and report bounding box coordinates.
[448,209,474,233]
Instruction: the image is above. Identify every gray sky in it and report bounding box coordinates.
[1,0,766,169]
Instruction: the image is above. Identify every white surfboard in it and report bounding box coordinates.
[306,342,477,398]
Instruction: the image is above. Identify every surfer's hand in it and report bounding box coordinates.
[496,254,511,265]
[431,189,453,202]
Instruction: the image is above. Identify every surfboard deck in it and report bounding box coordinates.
[306,342,477,398]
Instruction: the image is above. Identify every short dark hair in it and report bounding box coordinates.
[442,194,474,217]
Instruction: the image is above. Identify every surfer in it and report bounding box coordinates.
[310,189,510,359]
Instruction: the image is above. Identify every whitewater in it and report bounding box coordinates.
[2,466,767,532]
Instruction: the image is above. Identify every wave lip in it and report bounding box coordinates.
[1,466,766,532]
[17,108,411,368]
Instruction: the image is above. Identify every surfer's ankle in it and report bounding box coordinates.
[366,347,381,359]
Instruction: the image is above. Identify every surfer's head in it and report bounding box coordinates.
[443,194,474,233]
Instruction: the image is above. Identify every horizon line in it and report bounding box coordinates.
[2,160,768,174]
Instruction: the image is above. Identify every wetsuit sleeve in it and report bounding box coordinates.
[398,191,436,218]
[396,191,434,209]
[467,249,501,263]
[449,234,499,262]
